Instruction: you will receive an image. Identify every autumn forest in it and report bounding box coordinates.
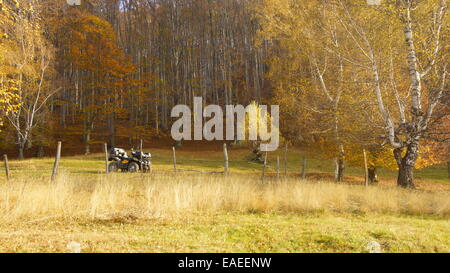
[0,0,448,188]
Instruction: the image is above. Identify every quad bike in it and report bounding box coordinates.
[108,147,151,173]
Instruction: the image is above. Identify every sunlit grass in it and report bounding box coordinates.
[0,148,448,253]
[1,172,448,222]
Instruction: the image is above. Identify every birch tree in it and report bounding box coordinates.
[260,0,352,181]
[2,0,60,159]
[328,0,448,188]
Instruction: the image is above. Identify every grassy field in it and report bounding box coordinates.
[1,214,448,253]
[0,146,448,253]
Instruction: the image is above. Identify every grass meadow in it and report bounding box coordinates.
[0,146,448,253]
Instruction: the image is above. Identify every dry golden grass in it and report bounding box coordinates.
[1,152,448,252]
[0,172,448,223]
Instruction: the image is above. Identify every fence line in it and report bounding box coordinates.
[0,142,328,183]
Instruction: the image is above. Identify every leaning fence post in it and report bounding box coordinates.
[261,151,268,182]
[51,141,62,181]
[277,156,280,181]
[104,143,109,174]
[139,139,144,174]
[363,149,369,187]
[149,155,153,173]
[172,146,177,172]
[284,143,288,177]
[223,143,229,175]
[301,156,307,180]
[3,154,10,181]
[140,139,143,159]
[447,161,450,180]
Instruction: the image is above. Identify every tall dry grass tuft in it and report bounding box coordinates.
[0,172,448,222]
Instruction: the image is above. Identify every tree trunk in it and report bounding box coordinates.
[84,130,91,155]
[18,145,24,160]
[108,113,116,148]
[397,163,415,189]
[84,118,94,155]
[334,158,344,182]
[36,146,45,158]
[334,144,345,182]
[394,144,418,189]
[26,137,32,149]
[17,131,25,160]
[368,167,378,185]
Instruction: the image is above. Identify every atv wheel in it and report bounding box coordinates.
[108,162,119,173]
[128,162,140,173]
[141,163,150,173]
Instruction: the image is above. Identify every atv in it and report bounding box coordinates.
[108,147,151,173]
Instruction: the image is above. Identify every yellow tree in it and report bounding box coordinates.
[0,0,58,159]
[325,0,448,188]
[259,0,448,187]
[259,0,359,181]
[0,0,21,129]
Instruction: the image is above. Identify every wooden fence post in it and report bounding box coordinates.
[261,151,268,181]
[301,156,307,180]
[223,143,229,175]
[51,141,62,181]
[3,154,10,181]
[139,139,144,175]
[277,156,280,181]
[447,162,450,180]
[149,156,153,173]
[172,146,177,172]
[104,143,109,174]
[363,149,369,187]
[284,143,288,177]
